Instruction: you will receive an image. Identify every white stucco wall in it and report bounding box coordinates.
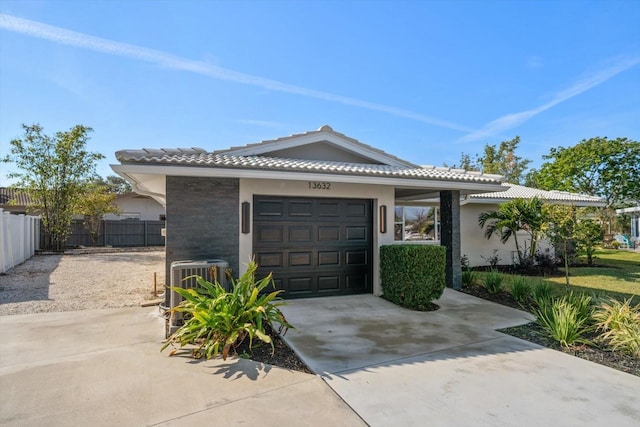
[104,196,165,221]
[239,178,396,295]
[461,203,553,267]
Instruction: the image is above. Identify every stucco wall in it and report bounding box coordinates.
[239,178,396,295]
[104,195,165,221]
[461,203,553,267]
[165,176,240,284]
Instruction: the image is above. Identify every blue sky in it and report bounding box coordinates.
[1,0,639,185]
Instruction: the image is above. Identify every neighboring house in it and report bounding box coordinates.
[0,187,163,220]
[460,184,606,267]
[0,188,31,215]
[615,206,640,248]
[112,125,505,299]
[104,193,165,221]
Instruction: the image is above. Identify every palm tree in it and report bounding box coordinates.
[478,197,546,266]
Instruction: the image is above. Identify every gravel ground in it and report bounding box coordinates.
[0,249,166,316]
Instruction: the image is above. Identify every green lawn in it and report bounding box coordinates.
[474,249,640,304]
[546,249,640,303]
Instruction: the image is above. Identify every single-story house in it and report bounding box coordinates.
[460,184,606,266]
[0,187,163,221]
[615,205,640,248]
[104,193,165,221]
[112,125,506,300]
[0,188,31,215]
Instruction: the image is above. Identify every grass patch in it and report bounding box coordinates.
[546,249,640,303]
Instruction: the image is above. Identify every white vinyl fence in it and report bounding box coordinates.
[0,208,41,273]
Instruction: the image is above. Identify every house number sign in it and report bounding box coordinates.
[308,181,332,190]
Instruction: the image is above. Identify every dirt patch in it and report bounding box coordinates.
[0,250,166,315]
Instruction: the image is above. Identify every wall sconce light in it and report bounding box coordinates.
[380,205,387,234]
[242,202,250,234]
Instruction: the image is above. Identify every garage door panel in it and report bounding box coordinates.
[289,251,312,267]
[289,201,313,216]
[318,226,340,241]
[318,251,340,266]
[318,202,340,217]
[318,276,340,291]
[256,225,284,243]
[346,273,368,291]
[254,196,372,298]
[346,226,367,241]
[346,250,367,266]
[346,202,367,217]
[257,252,283,268]
[256,200,283,217]
[289,277,314,293]
[289,226,312,242]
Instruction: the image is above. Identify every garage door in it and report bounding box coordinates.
[253,196,373,298]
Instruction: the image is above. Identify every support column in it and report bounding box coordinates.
[440,190,461,290]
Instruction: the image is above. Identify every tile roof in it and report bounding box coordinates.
[215,125,418,168]
[470,183,606,205]
[0,187,32,206]
[115,149,505,184]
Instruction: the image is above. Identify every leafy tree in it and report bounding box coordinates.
[2,124,104,250]
[478,197,545,266]
[94,175,132,194]
[527,137,640,209]
[575,219,602,267]
[78,184,120,245]
[452,136,531,184]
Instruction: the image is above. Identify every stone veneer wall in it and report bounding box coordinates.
[165,176,240,301]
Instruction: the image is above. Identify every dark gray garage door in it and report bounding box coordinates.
[253,196,373,298]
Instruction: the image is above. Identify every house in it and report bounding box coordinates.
[615,206,640,249]
[461,183,606,266]
[0,188,31,215]
[112,125,505,299]
[0,187,164,220]
[104,193,165,221]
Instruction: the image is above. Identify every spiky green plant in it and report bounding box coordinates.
[593,298,640,359]
[162,260,293,360]
[483,270,504,294]
[509,276,533,307]
[533,296,593,348]
[532,281,554,305]
[462,268,477,287]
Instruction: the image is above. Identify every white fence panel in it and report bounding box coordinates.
[0,208,41,273]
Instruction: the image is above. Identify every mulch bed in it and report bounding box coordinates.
[461,284,640,377]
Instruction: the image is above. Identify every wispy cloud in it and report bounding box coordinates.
[0,14,473,133]
[457,55,640,143]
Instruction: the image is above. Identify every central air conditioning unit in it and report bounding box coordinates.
[167,259,230,337]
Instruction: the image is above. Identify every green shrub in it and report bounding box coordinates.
[533,296,593,348]
[161,260,293,360]
[564,291,595,327]
[483,270,504,294]
[380,245,446,310]
[593,298,640,359]
[532,281,554,305]
[462,268,477,287]
[509,276,533,306]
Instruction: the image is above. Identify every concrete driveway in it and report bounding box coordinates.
[280,289,640,427]
[0,308,364,426]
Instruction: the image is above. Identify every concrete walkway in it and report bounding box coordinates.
[0,308,364,426]
[2,290,639,427]
[280,289,640,427]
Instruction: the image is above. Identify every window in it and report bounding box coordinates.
[394,206,439,241]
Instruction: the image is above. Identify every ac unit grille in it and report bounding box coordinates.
[167,259,229,337]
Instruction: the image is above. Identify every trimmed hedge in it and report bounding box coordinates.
[380,245,446,310]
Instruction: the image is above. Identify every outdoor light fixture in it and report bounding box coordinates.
[380,205,387,233]
[241,202,250,234]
